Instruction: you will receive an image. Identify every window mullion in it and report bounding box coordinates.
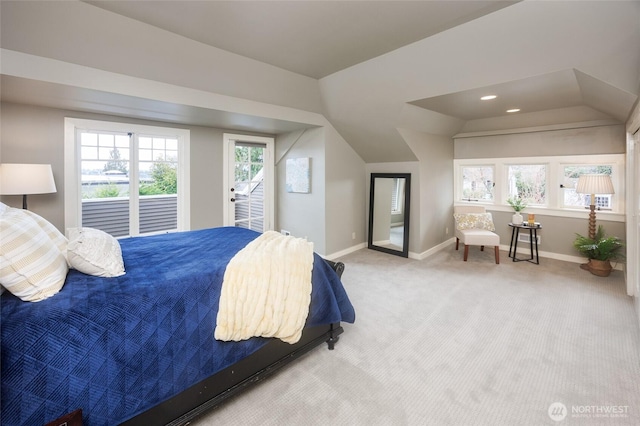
[129,133,140,236]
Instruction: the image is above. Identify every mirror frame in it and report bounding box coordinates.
[368,173,411,258]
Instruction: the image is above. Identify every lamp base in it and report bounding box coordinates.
[588,203,596,240]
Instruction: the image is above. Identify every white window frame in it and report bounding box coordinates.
[558,163,616,211]
[504,162,550,207]
[222,133,274,231]
[459,164,496,202]
[64,118,191,235]
[454,154,624,221]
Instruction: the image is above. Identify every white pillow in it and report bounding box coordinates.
[67,227,125,277]
[0,207,68,302]
[21,208,68,257]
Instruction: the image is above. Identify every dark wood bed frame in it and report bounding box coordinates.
[121,261,346,426]
[123,323,343,426]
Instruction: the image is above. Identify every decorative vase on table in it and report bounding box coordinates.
[512,213,523,225]
[507,197,527,225]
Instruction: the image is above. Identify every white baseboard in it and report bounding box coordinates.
[324,242,367,261]
[498,244,625,271]
[412,237,456,260]
[326,239,624,272]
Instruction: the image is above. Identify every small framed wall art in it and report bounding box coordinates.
[286,157,311,193]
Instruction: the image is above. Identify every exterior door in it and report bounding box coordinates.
[223,134,274,232]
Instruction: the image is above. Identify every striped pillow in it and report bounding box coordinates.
[0,207,68,302]
[22,208,68,258]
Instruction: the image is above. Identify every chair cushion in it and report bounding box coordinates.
[458,229,500,246]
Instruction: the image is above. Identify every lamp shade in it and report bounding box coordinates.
[0,163,57,195]
[575,174,614,195]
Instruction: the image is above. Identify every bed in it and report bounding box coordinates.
[0,224,355,425]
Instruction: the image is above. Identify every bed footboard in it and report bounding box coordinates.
[122,323,344,426]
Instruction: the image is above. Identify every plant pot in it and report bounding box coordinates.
[588,259,612,277]
[512,213,523,225]
[579,259,592,271]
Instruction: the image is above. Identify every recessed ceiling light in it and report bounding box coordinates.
[481,95,497,100]
[506,108,521,113]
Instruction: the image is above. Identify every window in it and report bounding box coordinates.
[80,131,132,236]
[461,166,494,201]
[507,164,546,205]
[562,165,613,209]
[454,154,624,217]
[65,118,190,237]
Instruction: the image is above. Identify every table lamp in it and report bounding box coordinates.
[0,163,57,209]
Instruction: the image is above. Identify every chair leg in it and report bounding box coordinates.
[463,245,469,261]
[455,238,459,250]
[494,246,500,264]
[480,245,485,251]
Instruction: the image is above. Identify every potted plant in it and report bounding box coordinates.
[573,225,624,277]
[507,197,527,225]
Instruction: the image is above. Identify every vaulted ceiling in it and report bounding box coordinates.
[2,1,639,163]
[85,0,518,79]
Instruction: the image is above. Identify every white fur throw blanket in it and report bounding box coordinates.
[215,231,314,344]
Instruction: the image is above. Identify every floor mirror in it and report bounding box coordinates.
[368,173,411,258]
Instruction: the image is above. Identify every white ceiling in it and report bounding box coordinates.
[85,0,518,79]
[81,0,637,126]
[409,69,636,123]
[2,1,639,161]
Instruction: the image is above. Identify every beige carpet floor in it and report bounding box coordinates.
[194,246,640,425]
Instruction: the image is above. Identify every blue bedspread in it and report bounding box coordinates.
[1,227,355,425]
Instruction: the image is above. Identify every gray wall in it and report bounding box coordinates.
[489,210,625,259]
[454,124,627,258]
[1,101,368,258]
[455,125,626,159]
[324,125,366,255]
[276,128,326,253]
[365,126,456,258]
[275,126,367,257]
[0,102,260,232]
[399,128,455,255]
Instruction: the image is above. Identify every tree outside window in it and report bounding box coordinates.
[81,133,130,199]
[103,148,128,175]
[563,165,613,208]
[508,164,546,205]
[139,160,177,195]
[461,166,494,201]
[138,137,178,196]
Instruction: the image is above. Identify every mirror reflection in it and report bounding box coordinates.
[368,173,410,258]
